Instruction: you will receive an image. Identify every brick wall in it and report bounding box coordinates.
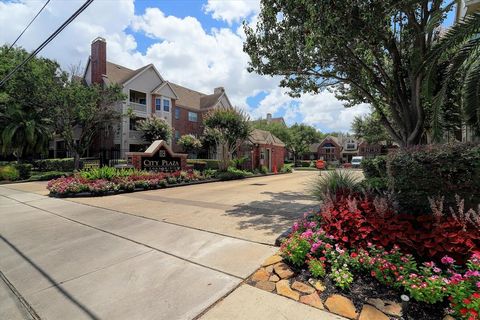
[172,102,207,152]
[317,138,342,161]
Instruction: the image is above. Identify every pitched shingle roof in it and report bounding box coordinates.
[249,129,285,147]
[169,82,222,110]
[104,61,149,85]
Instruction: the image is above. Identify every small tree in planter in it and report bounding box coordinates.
[178,134,202,157]
[136,115,172,143]
[204,106,251,171]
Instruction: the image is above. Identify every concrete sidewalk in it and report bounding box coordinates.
[0,186,274,319]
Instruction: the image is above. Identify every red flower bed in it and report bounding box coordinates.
[320,195,480,262]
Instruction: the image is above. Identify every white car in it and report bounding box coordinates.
[351,156,363,168]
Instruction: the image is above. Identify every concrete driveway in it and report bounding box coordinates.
[0,171,332,320]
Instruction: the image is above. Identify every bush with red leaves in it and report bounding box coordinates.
[319,195,480,262]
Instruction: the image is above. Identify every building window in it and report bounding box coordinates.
[188,111,198,122]
[346,143,356,150]
[174,130,180,142]
[175,108,180,120]
[155,98,161,111]
[163,99,170,112]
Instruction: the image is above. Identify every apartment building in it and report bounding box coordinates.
[54,37,234,157]
[304,135,385,163]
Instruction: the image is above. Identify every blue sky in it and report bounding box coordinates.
[0,0,458,133]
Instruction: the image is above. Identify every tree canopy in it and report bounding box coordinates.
[204,106,251,171]
[351,114,392,145]
[244,0,455,147]
[136,115,172,144]
[54,78,125,169]
[289,123,324,160]
[0,45,63,158]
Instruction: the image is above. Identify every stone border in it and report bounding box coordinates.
[249,254,405,320]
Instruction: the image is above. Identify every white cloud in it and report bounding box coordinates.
[0,0,368,133]
[203,0,260,25]
[253,88,371,133]
[130,7,278,109]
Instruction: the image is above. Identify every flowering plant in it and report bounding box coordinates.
[47,170,209,196]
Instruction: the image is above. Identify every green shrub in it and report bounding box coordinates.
[310,170,360,201]
[33,158,76,172]
[13,163,32,180]
[0,165,19,181]
[29,171,70,181]
[362,156,387,179]
[187,159,220,170]
[215,166,252,180]
[259,166,269,174]
[280,233,311,267]
[308,259,326,278]
[231,156,248,169]
[280,164,293,173]
[359,177,388,193]
[79,167,141,180]
[295,160,311,167]
[388,143,480,214]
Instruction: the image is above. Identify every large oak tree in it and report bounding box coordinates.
[244,0,454,147]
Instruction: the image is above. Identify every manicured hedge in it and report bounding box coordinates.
[33,158,77,172]
[388,143,480,214]
[187,159,220,170]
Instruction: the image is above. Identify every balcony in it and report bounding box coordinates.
[126,102,148,117]
[128,130,144,140]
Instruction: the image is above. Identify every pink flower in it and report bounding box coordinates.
[464,270,480,278]
[301,229,313,239]
[477,281,480,289]
[441,256,455,265]
[433,267,442,273]
[292,222,299,232]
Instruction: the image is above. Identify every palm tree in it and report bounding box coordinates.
[428,12,480,141]
[0,105,52,161]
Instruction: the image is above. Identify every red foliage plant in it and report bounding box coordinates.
[319,195,480,262]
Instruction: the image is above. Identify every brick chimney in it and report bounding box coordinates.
[214,87,225,95]
[91,37,106,84]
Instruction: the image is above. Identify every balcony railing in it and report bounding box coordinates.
[129,130,144,140]
[127,102,148,115]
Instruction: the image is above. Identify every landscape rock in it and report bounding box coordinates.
[265,265,274,274]
[325,294,358,319]
[262,255,283,267]
[255,281,275,292]
[269,274,280,282]
[273,262,294,279]
[443,316,455,320]
[251,268,270,282]
[300,292,324,310]
[291,281,315,294]
[308,278,326,292]
[359,305,389,320]
[366,298,402,317]
[276,280,300,301]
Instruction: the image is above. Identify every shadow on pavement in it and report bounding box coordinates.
[0,235,100,320]
[225,191,319,235]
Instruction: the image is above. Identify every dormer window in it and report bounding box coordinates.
[155,98,162,111]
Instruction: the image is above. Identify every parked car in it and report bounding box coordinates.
[351,156,363,168]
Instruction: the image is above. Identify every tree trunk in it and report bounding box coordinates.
[73,152,81,171]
